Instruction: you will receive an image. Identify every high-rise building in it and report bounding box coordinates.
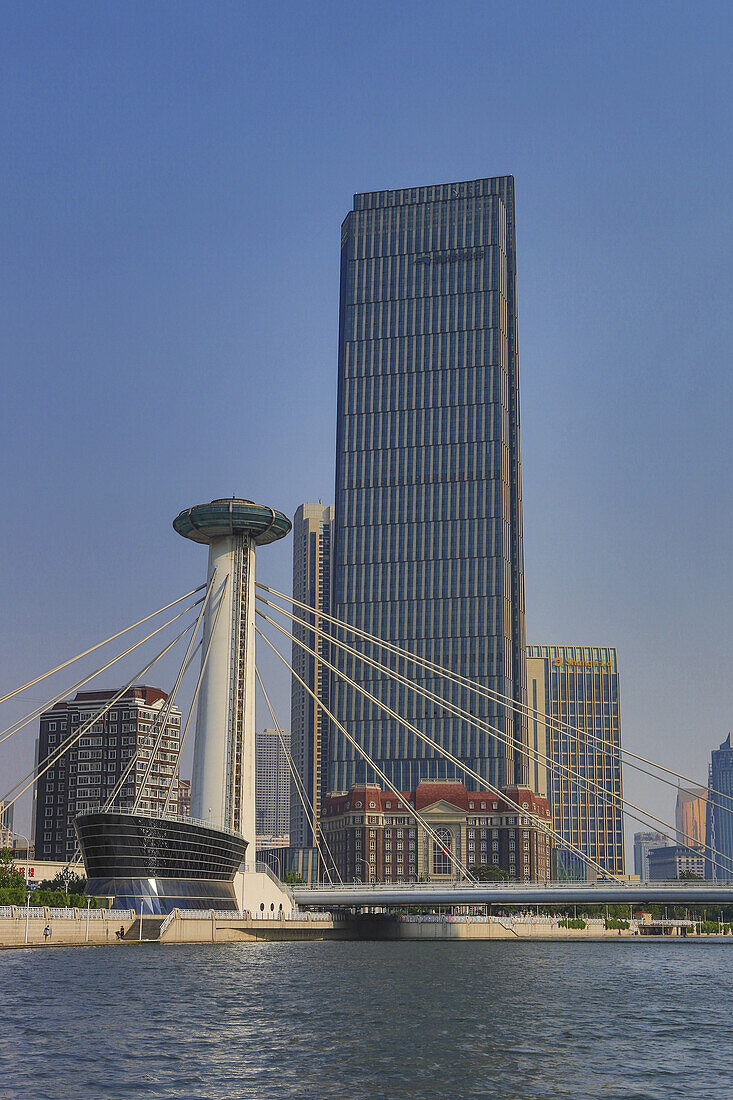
[290,503,334,848]
[331,177,527,794]
[32,686,182,862]
[706,733,733,880]
[648,844,705,881]
[526,646,624,876]
[675,786,707,850]
[255,727,291,845]
[634,830,667,880]
[525,657,548,799]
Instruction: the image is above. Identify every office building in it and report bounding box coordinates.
[526,646,624,876]
[675,787,706,850]
[32,686,182,862]
[331,176,527,795]
[706,733,733,880]
[634,831,667,880]
[648,845,705,881]
[290,503,334,849]
[322,782,551,883]
[525,657,549,799]
[255,727,291,845]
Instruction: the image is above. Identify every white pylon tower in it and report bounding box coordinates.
[173,498,291,854]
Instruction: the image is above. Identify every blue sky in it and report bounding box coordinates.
[1,1,731,849]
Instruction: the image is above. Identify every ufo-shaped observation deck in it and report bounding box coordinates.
[173,498,291,546]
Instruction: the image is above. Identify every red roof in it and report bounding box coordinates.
[323,781,550,816]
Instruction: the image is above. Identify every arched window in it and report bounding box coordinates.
[433,827,452,876]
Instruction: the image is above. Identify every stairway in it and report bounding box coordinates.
[124,916,165,941]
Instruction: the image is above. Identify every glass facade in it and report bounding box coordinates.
[290,504,334,848]
[526,645,625,876]
[331,178,527,793]
[75,811,247,913]
[706,734,733,880]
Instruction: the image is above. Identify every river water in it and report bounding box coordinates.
[1,940,731,1099]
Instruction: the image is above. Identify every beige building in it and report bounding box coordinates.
[527,646,624,876]
[675,787,707,851]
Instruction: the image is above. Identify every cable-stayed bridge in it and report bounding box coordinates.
[2,496,733,917]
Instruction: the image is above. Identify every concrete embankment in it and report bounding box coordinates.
[5,910,731,948]
[160,913,350,944]
[0,908,348,948]
[0,908,136,948]
[354,915,732,941]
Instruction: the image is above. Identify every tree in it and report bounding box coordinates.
[468,863,509,882]
[0,848,26,890]
[283,870,305,885]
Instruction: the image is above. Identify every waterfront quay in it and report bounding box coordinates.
[0,906,343,948]
[3,905,732,948]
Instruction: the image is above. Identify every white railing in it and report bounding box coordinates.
[293,880,733,892]
[159,911,176,935]
[155,907,334,923]
[240,861,290,891]
[21,907,46,919]
[0,906,134,921]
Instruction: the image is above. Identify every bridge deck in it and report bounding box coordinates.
[292,882,733,907]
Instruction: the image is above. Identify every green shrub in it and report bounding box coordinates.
[0,886,26,906]
[558,917,587,930]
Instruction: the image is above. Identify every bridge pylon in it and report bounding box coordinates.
[173,498,291,853]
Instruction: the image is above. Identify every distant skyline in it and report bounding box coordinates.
[1,2,731,853]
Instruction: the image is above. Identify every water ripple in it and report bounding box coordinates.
[0,940,731,1098]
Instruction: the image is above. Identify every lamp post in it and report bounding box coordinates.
[15,833,31,945]
[358,856,373,884]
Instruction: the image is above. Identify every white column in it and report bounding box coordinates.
[190,534,257,854]
[191,536,236,830]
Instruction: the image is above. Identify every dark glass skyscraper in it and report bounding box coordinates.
[706,733,733,880]
[330,177,527,794]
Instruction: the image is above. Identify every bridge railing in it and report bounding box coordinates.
[292,880,733,891]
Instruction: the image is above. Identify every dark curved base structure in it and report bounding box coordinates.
[75,811,248,914]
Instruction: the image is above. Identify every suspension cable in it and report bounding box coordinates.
[257,609,616,882]
[2,620,196,811]
[256,583,733,815]
[161,580,230,815]
[99,639,203,816]
[132,574,217,813]
[0,586,205,706]
[255,666,340,884]
[258,626,483,885]
[0,597,204,749]
[258,592,733,877]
